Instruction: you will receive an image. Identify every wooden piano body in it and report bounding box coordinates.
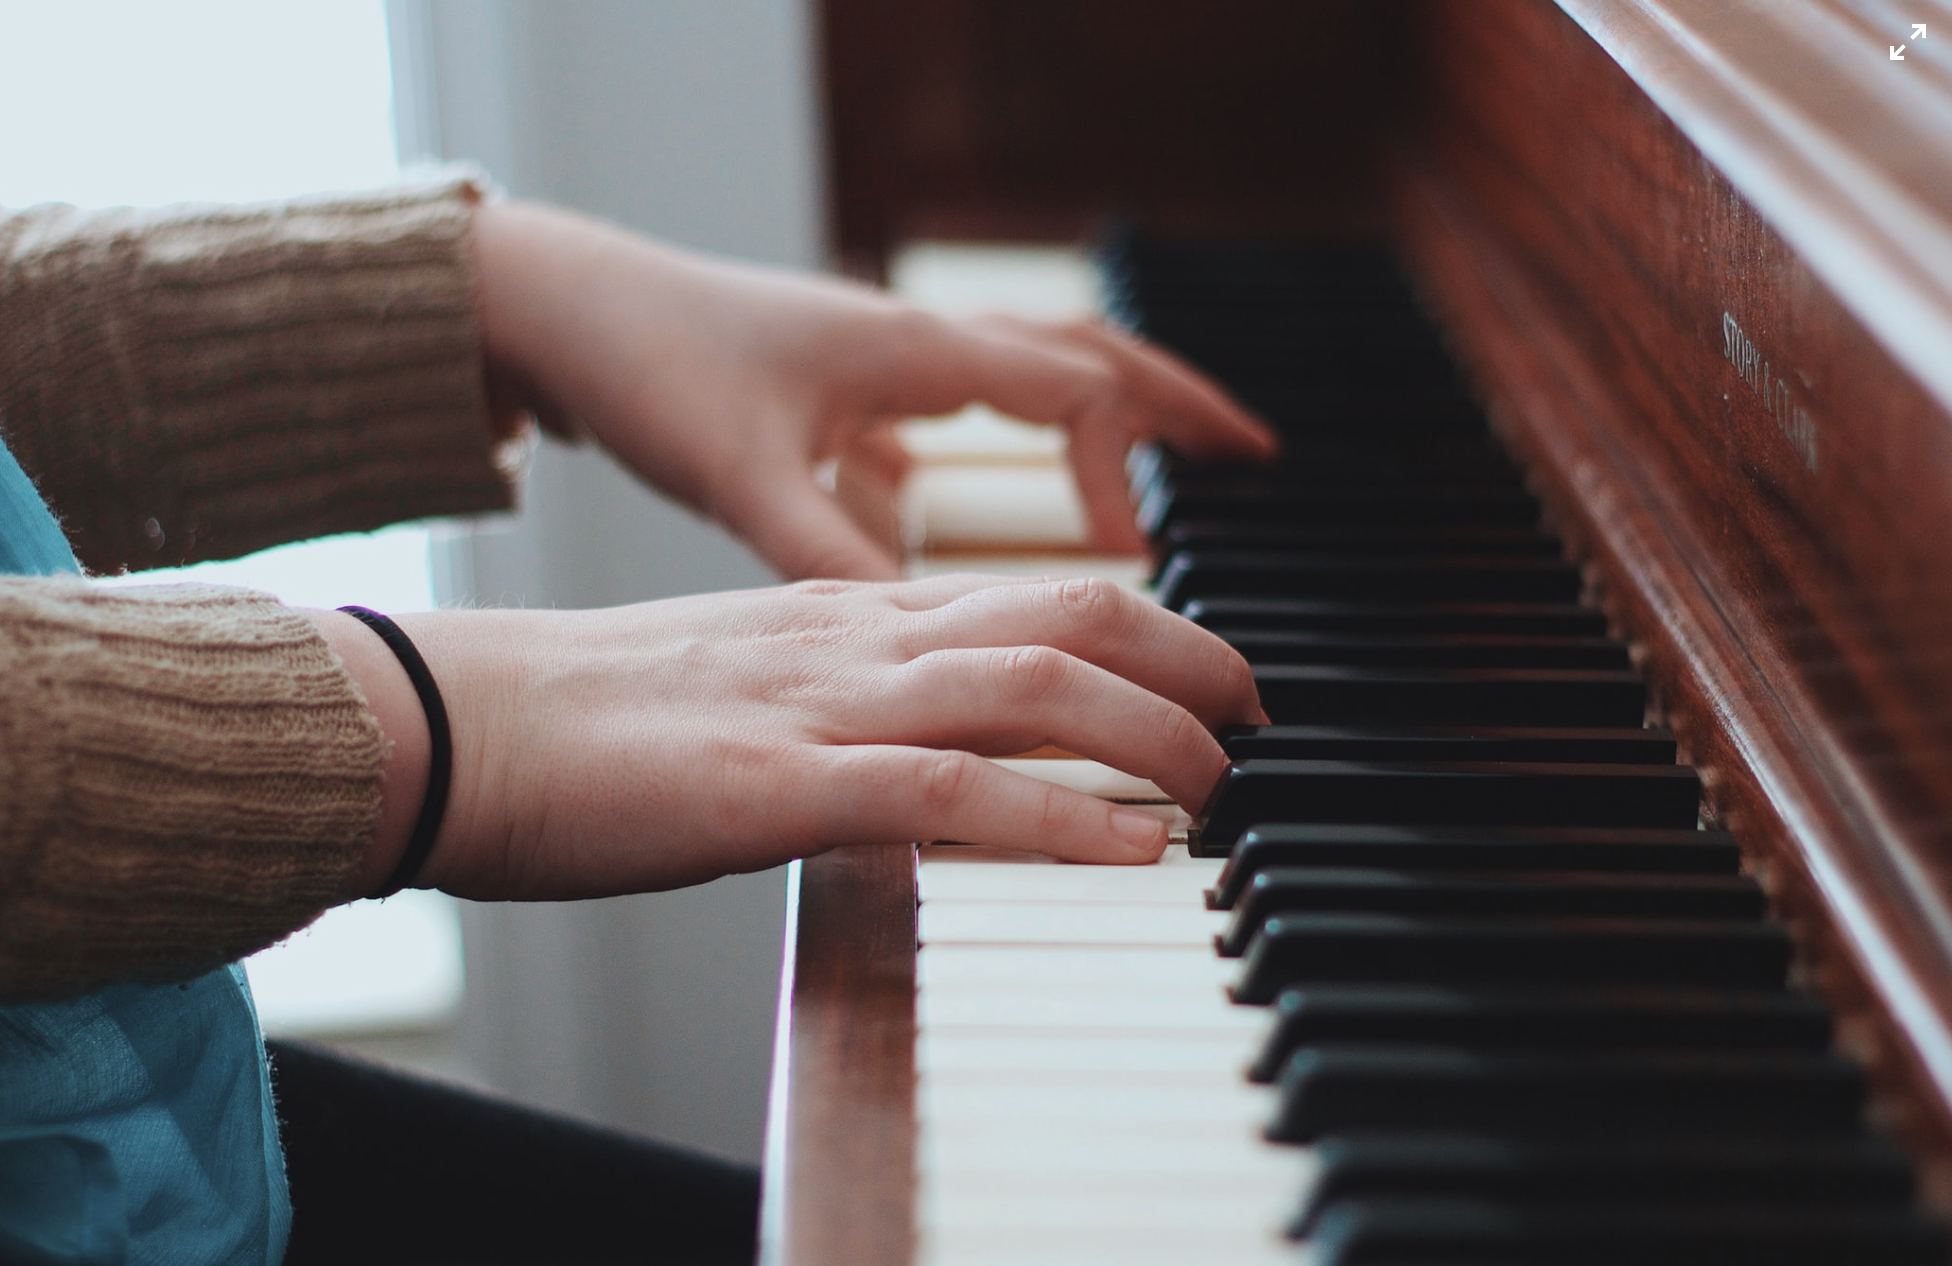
[762,3,1952,1261]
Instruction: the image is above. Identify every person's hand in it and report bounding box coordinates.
[314,575,1266,899]
[470,201,1277,581]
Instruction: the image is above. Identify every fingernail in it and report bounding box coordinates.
[1110,807,1167,857]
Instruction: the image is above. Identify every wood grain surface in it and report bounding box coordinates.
[1398,0,1952,1202]
[816,0,1406,271]
[758,847,916,1266]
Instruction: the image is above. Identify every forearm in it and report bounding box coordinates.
[0,174,517,575]
[0,579,385,1001]
[308,610,431,897]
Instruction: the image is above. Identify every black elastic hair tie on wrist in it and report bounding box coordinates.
[338,605,452,896]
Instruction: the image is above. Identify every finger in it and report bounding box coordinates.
[869,644,1229,809]
[1064,399,1150,555]
[871,319,1151,553]
[872,313,1119,440]
[816,745,1170,864]
[720,472,903,581]
[842,425,915,487]
[877,315,1273,553]
[913,576,1267,730]
[1004,316,1279,461]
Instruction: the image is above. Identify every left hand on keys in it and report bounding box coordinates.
[320,574,1268,897]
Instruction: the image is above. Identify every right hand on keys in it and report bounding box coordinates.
[315,574,1266,899]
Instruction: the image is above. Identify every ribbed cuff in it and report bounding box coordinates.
[0,578,383,1000]
[0,170,517,574]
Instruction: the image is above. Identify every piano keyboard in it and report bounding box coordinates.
[908,241,1947,1265]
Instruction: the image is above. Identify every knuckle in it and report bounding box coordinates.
[1219,644,1260,711]
[788,577,861,599]
[1053,575,1111,621]
[996,643,1073,699]
[1032,780,1077,841]
[1049,576,1132,640]
[1159,702,1208,756]
[917,749,979,816]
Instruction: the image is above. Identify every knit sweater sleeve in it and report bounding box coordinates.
[0,172,517,574]
[0,577,384,1000]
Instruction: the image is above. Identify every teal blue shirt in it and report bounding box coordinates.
[0,440,290,1265]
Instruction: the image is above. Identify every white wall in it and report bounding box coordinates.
[387,0,825,1162]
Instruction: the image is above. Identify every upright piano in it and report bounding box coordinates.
[761,3,1952,1262]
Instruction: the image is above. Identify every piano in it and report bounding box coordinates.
[761,2,1952,1263]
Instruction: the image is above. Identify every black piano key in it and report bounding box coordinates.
[1267,1047,1864,1143]
[1252,665,1646,726]
[1198,760,1701,857]
[1144,468,1527,506]
[1156,552,1584,609]
[1140,450,1524,499]
[1218,868,1765,955]
[1138,486,1540,536]
[1220,725,1677,765]
[1155,521,1564,561]
[1179,387,1484,434]
[1222,631,1630,670]
[1146,426,1514,464]
[1184,597,1608,637]
[1308,1198,1946,1266]
[1209,826,1742,905]
[1292,1134,1916,1236]
[1249,987,1832,1082]
[1230,915,1790,1003]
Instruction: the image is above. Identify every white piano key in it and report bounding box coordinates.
[916,1136,1306,1234]
[904,465,1090,550]
[919,852,1220,905]
[921,1180,1299,1232]
[916,1225,1305,1266]
[918,943,1237,989]
[919,986,1261,1033]
[919,1029,1260,1075]
[915,826,1295,1263]
[921,1110,1286,1160]
[919,1074,1273,1125]
[905,553,1153,589]
[919,900,1225,946]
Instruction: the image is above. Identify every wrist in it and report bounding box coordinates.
[309,608,431,896]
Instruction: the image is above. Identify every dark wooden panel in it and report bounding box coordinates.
[818,0,1409,268]
[1395,0,1952,1202]
[759,846,916,1266]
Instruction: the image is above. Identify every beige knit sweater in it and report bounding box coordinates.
[0,174,516,1000]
